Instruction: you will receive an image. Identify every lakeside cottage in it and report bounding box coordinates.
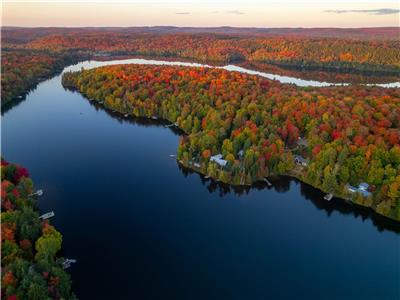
[346,182,371,197]
[294,155,309,167]
[210,154,228,167]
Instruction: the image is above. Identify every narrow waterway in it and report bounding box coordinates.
[64,58,400,87]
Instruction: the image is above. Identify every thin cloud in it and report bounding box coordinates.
[324,8,399,15]
[175,12,190,15]
[212,10,245,15]
[226,10,245,15]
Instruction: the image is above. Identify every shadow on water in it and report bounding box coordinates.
[81,96,185,135]
[177,163,400,234]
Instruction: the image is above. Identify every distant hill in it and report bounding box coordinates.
[2,26,399,43]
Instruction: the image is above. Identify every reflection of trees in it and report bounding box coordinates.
[297,176,400,233]
[2,95,27,115]
[270,176,291,193]
[87,100,184,136]
[177,166,400,233]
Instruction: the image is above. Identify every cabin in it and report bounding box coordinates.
[346,183,371,198]
[210,154,228,167]
[294,155,309,167]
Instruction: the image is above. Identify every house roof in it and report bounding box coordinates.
[358,182,369,190]
[210,154,227,167]
[294,155,309,164]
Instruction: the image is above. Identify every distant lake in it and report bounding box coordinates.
[2,59,399,300]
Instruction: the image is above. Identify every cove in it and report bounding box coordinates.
[1,59,400,300]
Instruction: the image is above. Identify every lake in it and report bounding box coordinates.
[2,59,400,300]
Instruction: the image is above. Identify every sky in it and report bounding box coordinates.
[2,0,400,28]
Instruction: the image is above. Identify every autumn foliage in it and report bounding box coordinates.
[62,64,400,220]
[26,33,400,74]
[1,159,76,299]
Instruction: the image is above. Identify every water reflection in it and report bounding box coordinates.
[2,92,31,115]
[177,163,400,233]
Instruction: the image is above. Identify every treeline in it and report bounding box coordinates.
[29,33,400,74]
[62,65,400,221]
[1,49,82,105]
[1,159,76,299]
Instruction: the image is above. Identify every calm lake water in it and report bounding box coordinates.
[2,60,400,300]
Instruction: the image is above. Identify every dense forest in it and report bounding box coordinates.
[1,159,76,300]
[1,49,82,104]
[62,64,400,221]
[28,33,400,74]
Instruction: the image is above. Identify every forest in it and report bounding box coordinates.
[27,32,400,74]
[1,49,82,104]
[1,159,76,300]
[62,64,400,221]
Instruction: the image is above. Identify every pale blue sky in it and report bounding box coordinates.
[3,0,400,27]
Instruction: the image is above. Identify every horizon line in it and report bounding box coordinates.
[2,25,400,29]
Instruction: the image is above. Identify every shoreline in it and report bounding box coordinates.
[76,95,400,224]
[177,158,400,223]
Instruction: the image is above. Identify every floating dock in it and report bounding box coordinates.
[39,211,55,220]
[62,259,77,269]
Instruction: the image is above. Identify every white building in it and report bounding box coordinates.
[210,154,228,167]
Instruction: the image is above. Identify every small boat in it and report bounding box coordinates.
[124,114,128,117]
[169,154,175,158]
[151,116,158,120]
[204,175,210,179]
[324,193,333,201]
